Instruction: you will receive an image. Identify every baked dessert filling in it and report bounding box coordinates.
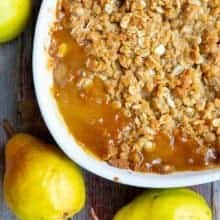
[49,0,220,173]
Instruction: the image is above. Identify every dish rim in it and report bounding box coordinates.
[33,0,220,188]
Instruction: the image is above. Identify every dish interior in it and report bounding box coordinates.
[48,0,220,174]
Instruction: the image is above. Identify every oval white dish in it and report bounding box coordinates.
[33,0,220,188]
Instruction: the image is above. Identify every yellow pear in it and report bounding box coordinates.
[114,189,212,220]
[4,134,86,220]
[0,0,31,43]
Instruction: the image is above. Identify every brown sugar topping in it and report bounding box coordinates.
[49,0,220,173]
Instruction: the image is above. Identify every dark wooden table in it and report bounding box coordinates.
[0,1,220,219]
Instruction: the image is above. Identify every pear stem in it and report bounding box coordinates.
[90,208,99,220]
[2,119,15,138]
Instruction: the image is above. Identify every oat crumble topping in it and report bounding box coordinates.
[51,0,220,173]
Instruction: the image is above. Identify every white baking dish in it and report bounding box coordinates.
[33,0,220,188]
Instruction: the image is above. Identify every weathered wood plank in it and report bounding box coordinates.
[192,184,212,206]
[213,182,220,220]
[0,40,21,220]
[83,172,141,220]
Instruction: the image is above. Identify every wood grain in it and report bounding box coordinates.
[0,1,220,220]
[0,40,20,220]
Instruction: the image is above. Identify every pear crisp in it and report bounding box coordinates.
[50,0,220,173]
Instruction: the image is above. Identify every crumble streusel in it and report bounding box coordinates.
[49,0,220,173]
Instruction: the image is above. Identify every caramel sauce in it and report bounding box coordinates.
[51,30,129,159]
[144,133,209,172]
